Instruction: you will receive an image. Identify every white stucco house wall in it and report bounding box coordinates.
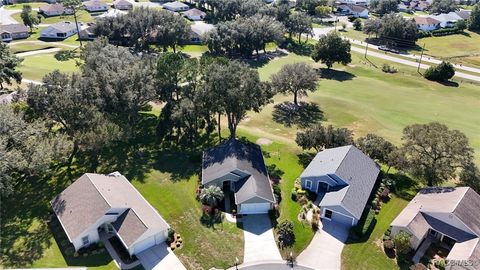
[414,16,441,31]
[300,145,380,227]
[51,172,170,256]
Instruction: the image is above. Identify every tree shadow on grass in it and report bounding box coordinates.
[319,68,356,81]
[272,101,324,128]
[297,152,316,168]
[437,80,459,87]
[388,173,419,201]
[244,50,289,69]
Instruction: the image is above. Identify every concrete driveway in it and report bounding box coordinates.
[297,220,349,270]
[242,214,282,263]
[137,243,187,270]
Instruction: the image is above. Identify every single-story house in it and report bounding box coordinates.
[202,139,276,215]
[337,0,368,6]
[398,3,409,12]
[40,21,80,39]
[189,21,214,43]
[455,9,471,20]
[162,1,189,12]
[433,12,462,27]
[98,8,127,18]
[83,0,108,12]
[337,5,369,18]
[300,145,380,227]
[0,24,30,42]
[39,3,73,17]
[390,187,480,262]
[79,24,97,40]
[415,1,429,11]
[414,16,440,31]
[0,91,17,104]
[113,0,132,10]
[51,172,170,255]
[183,8,206,21]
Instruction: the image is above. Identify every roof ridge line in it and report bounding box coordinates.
[334,145,354,175]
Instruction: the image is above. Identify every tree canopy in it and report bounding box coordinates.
[296,123,354,152]
[271,62,319,105]
[20,5,40,32]
[0,42,23,90]
[356,134,396,164]
[369,0,399,15]
[430,0,457,14]
[399,122,474,186]
[468,3,480,31]
[423,61,455,82]
[311,32,351,69]
[285,11,314,43]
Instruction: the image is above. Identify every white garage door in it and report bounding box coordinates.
[331,211,354,227]
[240,203,271,214]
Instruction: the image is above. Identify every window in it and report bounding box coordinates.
[325,209,333,219]
[305,180,312,189]
[81,236,89,246]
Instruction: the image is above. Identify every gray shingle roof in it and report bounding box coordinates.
[51,173,169,246]
[202,139,275,204]
[303,145,380,219]
[163,1,188,9]
[0,24,29,34]
[113,209,148,247]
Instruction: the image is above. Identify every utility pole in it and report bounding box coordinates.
[364,34,370,58]
[334,15,338,31]
[417,43,425,73]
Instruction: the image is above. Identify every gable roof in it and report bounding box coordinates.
[42,21,79,34]
[40,3,65,12]
[183,8,206,17]
[302,145,380,219]
[84,0,108,7]
[414,16,440,25]
[455,10,471,20]
[392,187,480,260]
[350,5,367,13]
[163,1,189,9]
[0,24,29,34]
[202,139,275,204]
[51,172,169,247]
[113,0,132,6]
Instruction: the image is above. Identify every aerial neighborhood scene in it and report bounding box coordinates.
[1,0,480,269]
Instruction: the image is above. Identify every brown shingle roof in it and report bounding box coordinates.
[414,16,441,25]
[113,209,148,247]
[0,24,29,34]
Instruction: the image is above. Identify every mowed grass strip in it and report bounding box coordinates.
[19,53,79,81]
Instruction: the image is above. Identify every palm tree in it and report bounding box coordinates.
[200,185,224,207]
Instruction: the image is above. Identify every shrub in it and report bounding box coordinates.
[385,228,391,236]
[383,239,395,250]
[353,18,362,31]
[273,184,282,203]
[424,61,455,82]
[435,259,446,270]
[297,189,307,196]
[383,234,391,241]
[410,263,427,270]
[65,246,75,256]
[277,220,295,247]
[291,188,298,201]
[311,217,319,231]
[394,230,412,254]
[298,195,308,206]
[382,64,398,73]
[167,228,175,244]
[54,50,76,61]
[431,27,462,36]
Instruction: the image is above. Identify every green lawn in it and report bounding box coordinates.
[341,195,410,270]
[3,2,46,9]
[19,53,79,81]
[11,9,95,24]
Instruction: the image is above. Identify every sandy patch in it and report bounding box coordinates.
[256,138,272,145]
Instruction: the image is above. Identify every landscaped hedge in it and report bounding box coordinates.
[431,27,463,36]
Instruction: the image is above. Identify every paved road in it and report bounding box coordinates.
[137,243,187,270]
[297,220,349,270]
[0,7,19,24]
[16,47,62,57]
[350,45,480,82]
[229,260,315,270]
[242,214,282,263]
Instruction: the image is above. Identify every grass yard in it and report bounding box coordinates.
[19,53,79,81]
[11,9,95,24]
[9,43,56,53]
[341,195,410,270]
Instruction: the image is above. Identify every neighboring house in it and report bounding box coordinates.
[390,187,480,263]
[39,4,73,17]
[201,139,276,215]
[414,16,440,31]
[455,9,471,20]
[0,91,17,104]
[337,5,369,18]
[79,24,97,40]
[51,172,170,255]
[183,8,206,21]
[98,8,127,18]
[84,0,108,12]
[40,21,80,39]
[338,0,368,6]
[189,22,214,43]
[415,1,429,11]
[398,3,409,12]
[162,1,189,12]
[433,12,462,27]
[113,0,132,10]
[300,145,380,227]
[0,24,30,42]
